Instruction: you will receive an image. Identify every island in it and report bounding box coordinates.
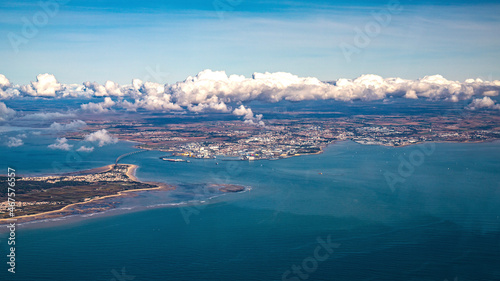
[214,184,246,193]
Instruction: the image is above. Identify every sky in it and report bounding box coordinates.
[1,0,500,85]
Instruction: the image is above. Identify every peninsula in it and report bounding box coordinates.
[0,164,170,224]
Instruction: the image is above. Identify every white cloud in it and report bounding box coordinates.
[77,146,94,152]
[0,74,10,90]
[483,90,499,97]
[6,137,23,147]
[466,97,500,110]
[0,74,17,99]
[121,94,182,111]
[60,84,87,98]
[127,79,166,98]
[187,96,229,113]
[0,102,15,121]
[48,137,73,151]
[233,104,254,119]
[83,81,124,97]
[84,129,118,146]
[4,70,500,115]
[20,74,63,97]
[167,70,500,105]
[49,120,87,131]
[404,90,418,99]
[232,105,264,126]
[80,97,116,113]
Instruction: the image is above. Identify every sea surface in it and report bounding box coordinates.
[1,138,499,281]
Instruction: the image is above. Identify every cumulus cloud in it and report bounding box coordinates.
[121,95,182,111]
[166,70,500,105]
[128,79,166,98]
[232,105,264,126]
[80,97,116,113]
[0,74,16,99]
[483,90,499,97]
[0,102,15,121]
[83,81,124,97]
[48,137,73,151]
[77,146,94,152]
[5,70,500,116]
[6,137,23,147]
[60,84,87,98]
[466,97,500,110]
[0,74,10,91]
[49,120,87,131]
[20,73,64,97]
[187,96,229,113]
[84,129,118,146]
[404,90,418,99]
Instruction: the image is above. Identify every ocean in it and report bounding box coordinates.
[1,139,499,281]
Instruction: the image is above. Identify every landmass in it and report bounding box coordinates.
[0,164,172,224]
[214,184,246,193]
[63,109,500,161]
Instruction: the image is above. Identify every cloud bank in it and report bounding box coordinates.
[2,70,500,123]
[2,70,499,103]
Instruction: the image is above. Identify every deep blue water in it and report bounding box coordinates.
[1,140,499,280]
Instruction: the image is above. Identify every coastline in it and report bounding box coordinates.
[2,139,498,226]
[0,164,174,225]
[132,138,500,162]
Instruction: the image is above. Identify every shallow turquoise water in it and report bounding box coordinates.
[1,140,499,280]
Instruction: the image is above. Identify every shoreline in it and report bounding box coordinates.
[0,164,174,225]
[1,140,498,226]
[133,138,500,161]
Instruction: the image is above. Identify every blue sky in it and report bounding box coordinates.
[1,0,500,84]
